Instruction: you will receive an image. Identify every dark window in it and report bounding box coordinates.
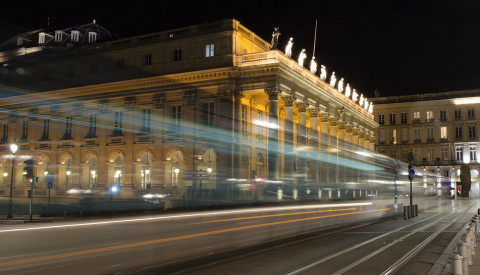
[469,126,476,138]
[174,49,182,61]
[86,114,97,138]
[144,54,152,66]
[468,108,475,118]
[389,113,396,125]
[201,103,215,126]
[39,119,50,141]
[455,109,461,119]
[378,114,384,125]
[455,126,462,139]
[110,112,123,137]
[139,109,151,135]
[62,116,73,140]
[117,58,124,69]
[401,112,407,124]
[19,121,28,142]
[1,123,8,143]
[170,106,182,132]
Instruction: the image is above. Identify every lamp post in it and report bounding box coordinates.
[66,170,71,190]
[7,143,18,218]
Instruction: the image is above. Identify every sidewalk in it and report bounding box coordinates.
[429,216,480,275]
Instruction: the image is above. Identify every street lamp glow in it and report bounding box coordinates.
[66,170,71,176]
[145,169,151,175]
[111,185,118,192]
[3,172,7,177]
[10,143,18,154]
[207,167,213,173]
[44,171,48,176]
[174,168,180,174]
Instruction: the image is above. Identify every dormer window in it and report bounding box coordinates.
[71,30,80,42]
[88,32,97,43]
[17,37,23,46]
[38,32,46,44]
[55,31,63,42]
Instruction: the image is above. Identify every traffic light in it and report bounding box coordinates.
[23,159,34,178]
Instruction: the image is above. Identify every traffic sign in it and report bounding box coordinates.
[409,168,415,178]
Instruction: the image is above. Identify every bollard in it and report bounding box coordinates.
[471,218,479,239]
[407,205,411,219]
[468,224,477,247]
[414,204,418,216]
[450,254,463,275]
[277,187,283,200]
[461,233,473,265]
[457,242,469,274]
[403,206,409,220]
[293,187,298,200]
[466,227,475,254]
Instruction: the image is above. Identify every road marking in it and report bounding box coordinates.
[0,208,389,268]
[191,208,357,224]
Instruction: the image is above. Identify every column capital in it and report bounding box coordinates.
[265,87,280,100]
[352,127,359,136]
[308,107,318,117]
[319,111,329,122]
[345,124,352,133]
[281,95,294,107]
[233,90,243,101]
[337,120,345,129]
[328,115,337,126]
[295,101,307,113]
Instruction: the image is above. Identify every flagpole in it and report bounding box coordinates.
[312,19,318,57]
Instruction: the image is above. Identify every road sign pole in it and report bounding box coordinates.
[408,152,414,218]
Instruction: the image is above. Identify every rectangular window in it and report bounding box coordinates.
[1,123,8,143]
[414,128,420,141]
[62,116,73,140]
[391,149,396,159]
[413,148,421,161]
[201,102,215,126]
[468,108,475,118]
[174,49,182,61]
[117,58,124,69]
[256,110,265,137]
[427,148,434,161]
[111,112,123,137]
[413,111,420,120]
[71,31,79,42]
[205,44,214,57]
[140,109,151,135]
[170,106,182,133]
[469,125,476,138]
[455,109,461,119]
[456,147,463,161]
[86,114,97,138]
[401,112,407,124]
[441,127,447,139]
[91,63,98,74]
[427,127,434,140]
[426,111,433,120]
[40,119,50,141]
[441,147,448,160]
[456,126,463,138]
[470,147,477,161]
[390,129,396,144]
[378,114,384,125]
[20,121,28,142]
[241,105,247,133]
[401,128,407,142]
[440,110,447,121]
[144,54,152,66]
[378,129,385,143]
[389,113,396,124]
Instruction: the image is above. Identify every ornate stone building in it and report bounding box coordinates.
[371,90,480,197]
[0,19,376,200]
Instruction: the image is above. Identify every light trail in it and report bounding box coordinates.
[0,208,389,268]
[0,202,372,233]
[191,208,357,224]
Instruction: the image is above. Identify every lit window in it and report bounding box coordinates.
[413,111,420,120]
[88,32,97,43]
[413,148,421,161]
[71,31,80,42]
[390,129,396,144]
[441,147,448,160]
[55,31,63,42]
[426,111,433,120]
[38,32,46,44]
[241,105,247,133]
[205,44,214,57]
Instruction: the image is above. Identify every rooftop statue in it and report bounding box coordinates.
[310,56,317,74]
[320,65,327,81]
[359,94,364,107]
[329,71,337,87]
[298,49,307,67]
[285,37,294,58]
[271,26,281,49]
[352,89,358,102]
[337,78,344,93]
[345,83,351,98]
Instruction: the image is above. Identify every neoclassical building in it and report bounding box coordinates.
[371,90,480,197]
[0,19,376,200]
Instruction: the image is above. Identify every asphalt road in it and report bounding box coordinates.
[0,199,477,275]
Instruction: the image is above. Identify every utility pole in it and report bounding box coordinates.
[408,152,415,218]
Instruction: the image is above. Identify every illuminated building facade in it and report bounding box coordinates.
[0,19,376,200]
[371,91,480,197]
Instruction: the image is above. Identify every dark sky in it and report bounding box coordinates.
[2,0,480,98]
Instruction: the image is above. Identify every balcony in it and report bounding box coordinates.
[426,119,434,123]
[426,138,435,143]
[413,139,422,144]
[439,138,448,143]
[413,119,421,124]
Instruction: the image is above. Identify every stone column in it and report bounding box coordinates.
[217,90,235,179]
[308,106,319,184]
[233,91,243,179]
[345,124,353,187]
[319,111,329,187]
[352,127,360,194]
[337,120,346,187]
[281,95,294,180]
[328,116,338,197]
[295,101,307,183]
[265,88,280,180]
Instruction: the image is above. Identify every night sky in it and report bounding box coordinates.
[2,0,480,98]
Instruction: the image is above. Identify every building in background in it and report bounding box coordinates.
[0,19,376,201]
[371,90,480,197]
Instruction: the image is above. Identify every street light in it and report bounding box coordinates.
[66,170,71,190]
[7,143,18,218]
